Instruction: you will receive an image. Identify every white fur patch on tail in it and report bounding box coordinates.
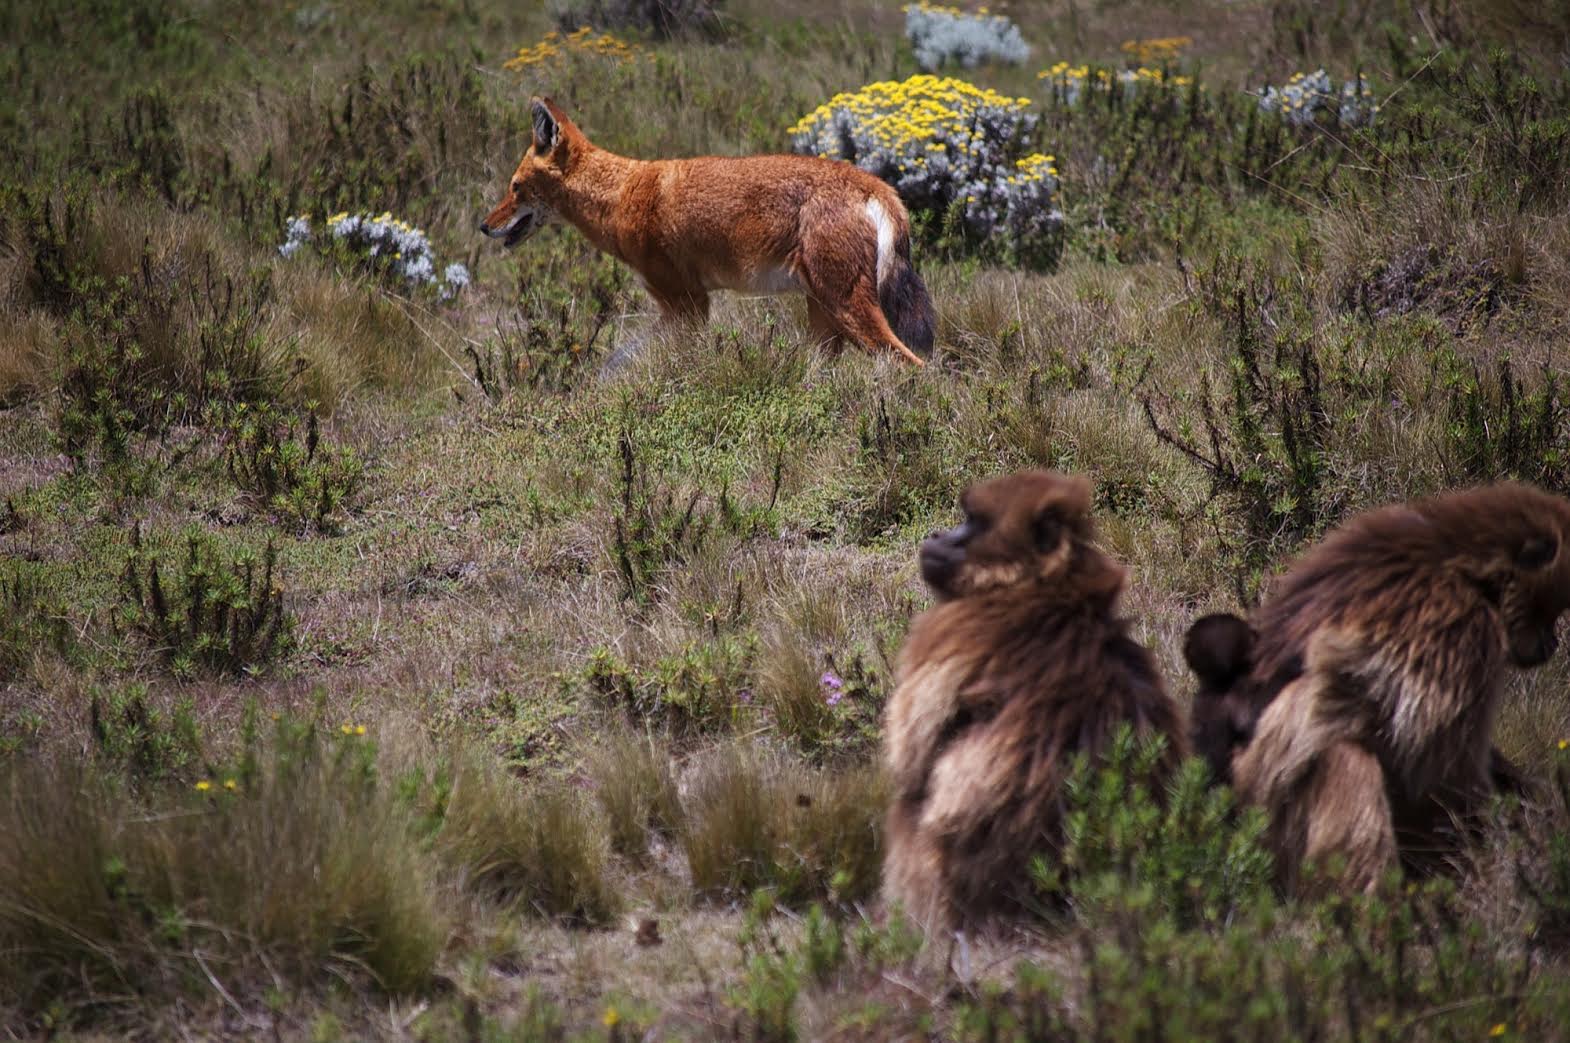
[864,197,896,287]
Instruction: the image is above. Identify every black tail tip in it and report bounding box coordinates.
[882,262,936,357]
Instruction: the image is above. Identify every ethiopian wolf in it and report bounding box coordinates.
[480,97,935,366]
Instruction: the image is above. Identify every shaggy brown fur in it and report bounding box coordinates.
[479,97,934,365]
[1200,483,1570,892]
[881,471,1188,932]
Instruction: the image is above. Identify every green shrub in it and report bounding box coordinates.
[0,560,72,683]
[1141,258,1333,575]
[1444,355,1569,493]
[956,881,1570,1040]
[550,0,723,39]
[845,386,969,543]
[16,189,293,477]
[753,632,891,760]
[1518,741,1570,950]
[215,402,365,533]
[1033,729,1275,929]
[583,638,753,737]
[117,526,293,677]
[467,255,626,399]
[88,683,202,787]
[609,417,772,604]
[729,894,927,1043]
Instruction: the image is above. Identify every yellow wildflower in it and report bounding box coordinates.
[195,780,212,792]
[1490,1026,1508,1038]
[223,778,238,791]
[603,1007,620,1028]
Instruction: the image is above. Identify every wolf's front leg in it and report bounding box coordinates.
[600,291,711,375]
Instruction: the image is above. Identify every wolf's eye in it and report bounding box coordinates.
[511,181,523,195]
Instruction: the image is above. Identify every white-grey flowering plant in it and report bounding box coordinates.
[1257,69,1376,128]
[904,3,1030,72]
[790,76,1061,265]
[279,211,472,299]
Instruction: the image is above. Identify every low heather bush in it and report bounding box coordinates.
[87,683,202,788]
[215,401,365,534]
[0,561,72,683]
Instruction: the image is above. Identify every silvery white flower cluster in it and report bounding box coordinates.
[790,77,1062,256]
[1257,69,1376,128]
[278,212,472,299]
[904,3,1030,71]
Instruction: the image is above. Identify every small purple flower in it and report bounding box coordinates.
[737,688,753,705]
[820,671,844,707]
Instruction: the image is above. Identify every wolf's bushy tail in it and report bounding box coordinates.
[880,234,936,357]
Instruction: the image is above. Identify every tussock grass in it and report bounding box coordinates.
[680,743,886,904]
[586,728,684,862]
[0,719,447,1023]
[433,750,621,925]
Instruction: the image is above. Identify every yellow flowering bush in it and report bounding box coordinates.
[1121,36,1192,65]
[790,75,1061,262]
[1039,61,1194,106]
[504,27,642,71]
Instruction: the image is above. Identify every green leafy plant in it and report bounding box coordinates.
[1031,728,1275,929]
[117,526,293,677]
[1444,355,1568,493]
[216,402,365,533]
[0,562,72,683]
[88,684,202,787]
[582,638,753,737]
[1141,259,1332,575]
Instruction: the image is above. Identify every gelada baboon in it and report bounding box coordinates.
[881,470,1188,931]
[1187,483,1570,892]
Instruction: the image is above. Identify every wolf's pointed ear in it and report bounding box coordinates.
[530,97,561,155]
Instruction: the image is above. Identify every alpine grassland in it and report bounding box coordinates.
[3,0,1570,1037]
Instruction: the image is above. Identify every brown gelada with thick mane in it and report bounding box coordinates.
[1184,482,1570,893]
[881,470,1188,932]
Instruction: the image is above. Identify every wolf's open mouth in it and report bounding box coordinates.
[502,212,533,247]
